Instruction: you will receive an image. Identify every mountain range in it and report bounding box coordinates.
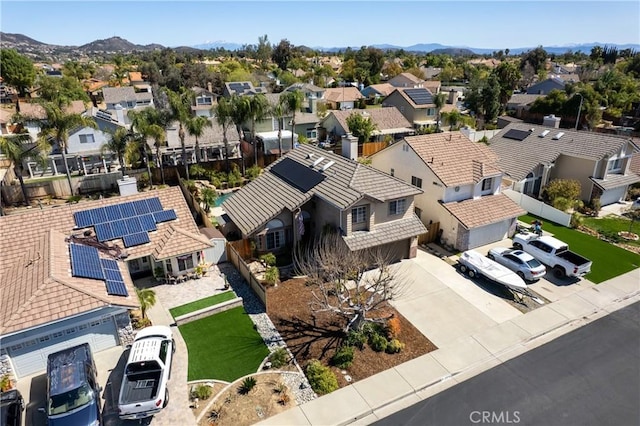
[2,32,639,58]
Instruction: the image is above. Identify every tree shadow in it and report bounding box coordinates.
[26,374,47,426]
[275,316,345,362]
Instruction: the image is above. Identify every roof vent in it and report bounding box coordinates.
[552,132,565,140]
[306,153,314,159]
[312,157,325,167]
[540,130,550,138]
[321,160,335,171]
[529,128,535,132]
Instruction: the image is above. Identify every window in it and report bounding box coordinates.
[10,344,23,351]
[411,176,423,188]
[352,206,367,224]
[608,158,622,172]
[306,129,317,139]
[90,320,100,327]
[52,331,64,339]
[427,108,436,116]
[78,324,88,331]
[25,339,36,347]
[79,134,95,144]
[389,199,406,215]
[415,207,422,218]
[39,335,51,343]
[390,168,395,177]
[142,257,148,264]
[266,230,284,250]
[402,144,409,152]
[65,328,77,335]
[177,255,194,271]
[165,260,173,274]
[482,178,493,191]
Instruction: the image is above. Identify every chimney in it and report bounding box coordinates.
[341,133,358,161]
[543,114,561,129]
[448,89,458,104]
[207,82,213,93]
[117,175,138,196]
[309,95,317,114]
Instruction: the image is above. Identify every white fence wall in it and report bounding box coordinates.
[503,189,571,227]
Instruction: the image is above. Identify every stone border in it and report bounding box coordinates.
[174,297,244,326]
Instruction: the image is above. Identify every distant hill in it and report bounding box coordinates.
[79,36,163,52]
[192,41,244,51]
[0,32,49,46]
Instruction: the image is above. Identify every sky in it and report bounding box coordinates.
[1,1,639,50]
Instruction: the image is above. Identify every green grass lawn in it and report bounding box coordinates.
[582,215,640,248]
[519,214,640,284]
[169,291,236,319]
[179,306,269,382]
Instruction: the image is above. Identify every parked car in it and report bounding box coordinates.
[42,343,102,426]
[512,232,592,279]
[487,247,547,282]
[0,389,24,426]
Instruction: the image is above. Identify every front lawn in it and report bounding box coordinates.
[169,291,236,318]
[582,215,640,248]
[519,214,640,283]
[179,306,269,382]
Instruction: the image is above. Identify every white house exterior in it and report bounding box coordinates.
[370,132,525,250]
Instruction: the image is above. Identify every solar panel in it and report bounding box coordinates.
[146,197,163,212]
[133,200,150,215]
[122,232,150,248]
[94,222,115,242]
[153,209,177,223]
[125,217,143,234]
[104,268,123,281]
[104,205,123,221]
[118,202,136,218]
[138,214,157,231]
[74,210,93,228]
[271,157,326,192]
[90,208,108,225]
[111,219,129,239]
[404,88,433,105]
[100,258,119,271]
[503,129,531,141]
[70,244,104,280]
[106,280,128,296]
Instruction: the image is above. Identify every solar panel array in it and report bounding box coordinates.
[69,244,129,297]
[73,197,175,248]
[503,129,531,141]
[228,82,251,95]
[271,157,326,193]
[404,88,434,105]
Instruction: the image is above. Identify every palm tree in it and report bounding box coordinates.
[433,92,447,133]
[247,94,270,166]
[167,88,193,179]
[103,127,130,177]
[212,97,235,172]
[229,95,251,175]
[128,109,157,188]
[281,90,304,149]
[186,116,212,165]
[0,132,41,205]
[135,287,156,319]
[200,187,218,213]
[442,110,462,131]
[38,102,96,196]
[147,124,167,185]
[271,101,287,157]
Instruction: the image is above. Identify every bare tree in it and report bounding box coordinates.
[293,232,408,332]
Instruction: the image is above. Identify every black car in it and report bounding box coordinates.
[0,389,25,426]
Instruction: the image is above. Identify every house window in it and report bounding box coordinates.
[266,230,284,250]
[352,206,367,224]
[415,207,422,218]
[389,199,406,215]
[608,158,622,172]
[402,144,409,152]
[52,331,64,339]
[411,176,423,188]
[39,335,51,343]
[482,178,493,191]
[79,134,95,144]
[196,96,212,105]
[427,108,436,116]
[390,168,395,177]
[126,101,135,108]
[306,129,317,139]
[65,328,77,335]
[177,255,194,271]
[165,260,173,274]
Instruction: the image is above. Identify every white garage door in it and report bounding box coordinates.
[468,221,511,249]
[599,187,626,206]
[7,316,118,378]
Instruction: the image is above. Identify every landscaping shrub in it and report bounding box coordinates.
[132,317,152,329]
[191,384,212,400]
[385,338,405,354]
[345,329,367,350]
[331,345,355,369]
[274,382,287,394]
[369,333,389,352]
[259,252,277,266]
[305,359,338,395]
[278,392,291,406]
[238,376,257,394]
[246,165,262,181]
[137,172,150,189]
[264,266,279,286]
[268,347,289,368]
[66,195,82,203]
[386,316,402,338]
[189,164,207,179]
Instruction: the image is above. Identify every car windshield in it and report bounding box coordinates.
[48,383,93,415]
[526,258,543,268]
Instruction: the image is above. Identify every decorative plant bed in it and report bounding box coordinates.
[618,231,639,241]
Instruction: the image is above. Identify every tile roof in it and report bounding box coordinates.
[0,187,204,334]
[18,100,86,120]
[103,86,136,104]
[507,93,543,106]
[153,224,212,260]
[394,87,435,108]
[441,194,526,230]
[590,173,640,190]
[342,216,427,251]
[488,123,637,181]
[389,73,424,86]
[320,107,412,136]
[364,83,395,97]
[324,87,364,103]
[222,144,422,236]
[403,132,502,187]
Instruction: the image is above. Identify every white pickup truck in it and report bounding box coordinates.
[118,325,174,420]
[512,232,592,279]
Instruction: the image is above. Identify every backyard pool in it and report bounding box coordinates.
[215,191,235,207]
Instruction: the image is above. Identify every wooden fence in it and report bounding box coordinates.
[418,221,440,245]
[361,141,389,157]
[226,241,268,310]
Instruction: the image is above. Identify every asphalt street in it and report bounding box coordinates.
[374,301,640,426]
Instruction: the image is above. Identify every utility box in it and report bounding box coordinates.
[117,175,138,196]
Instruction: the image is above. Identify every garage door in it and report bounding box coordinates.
[7,316,118,378]
[468,221,511,250]
[599,186,626,206]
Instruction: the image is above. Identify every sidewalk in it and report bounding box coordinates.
[258,265,640,426]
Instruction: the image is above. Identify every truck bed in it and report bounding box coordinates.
[557,250,590,267]
[120,371,160,404]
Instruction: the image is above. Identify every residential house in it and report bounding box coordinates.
[284,82,325,102]
[0,187,212,378]
[388,72,425,88]
[162,118,240,164]
[488,122,640,206]
[420,66,442,80]
[360,83,395,101]
[382,88,437,130]
[103,86,154,125]
[263,92,321,143]
[223,81,266,97]
[525,77,566,95]
[318,107,414,144]
[191,85,217,117]
[370,133,525,250]
[323,87,364,110]
[222,144,427,260]
[506,93,544,118]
